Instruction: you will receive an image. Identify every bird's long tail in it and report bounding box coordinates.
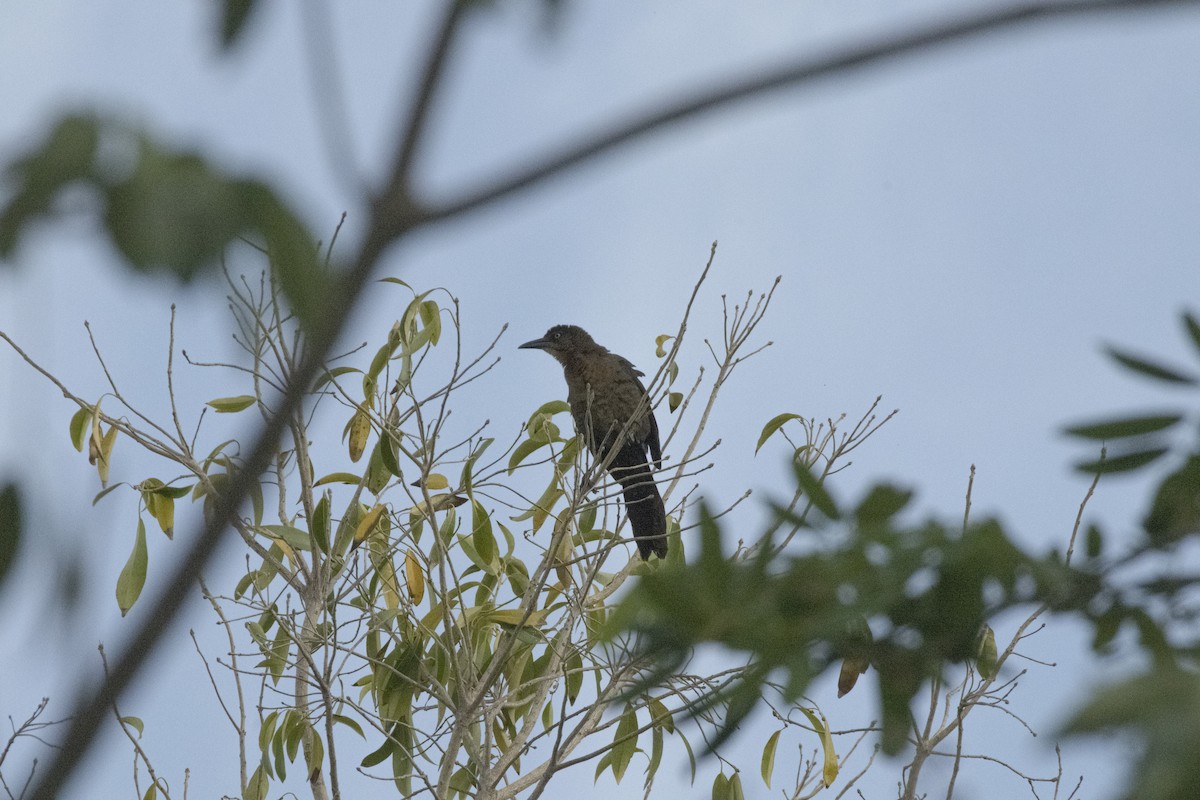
[610,446,668,560]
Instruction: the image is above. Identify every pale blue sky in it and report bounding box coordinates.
[1,2,1198,797]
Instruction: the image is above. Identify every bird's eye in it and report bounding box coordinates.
[553,331,561,339]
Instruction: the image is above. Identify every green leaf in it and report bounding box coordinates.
[361,736,394,768]
[471,502,497,570]
[1105,346,1197,385]
[976,625,999,680]
[729,772,745,800]
[655,334,673,358]
[0,114,99,257]
[756,412,801,454]
[333,714,365,738]
[760,728,781,788]
[205,395,256,413]
[506,438,544,474]
[1075,447,1170,475]
[120,715,144,737]
[564,646,583,704]
[311,493,330,553]
[116,519,148,616]
[0,484,21,589]
[712,772,731,800]
[241,182,324,334]
[610,705,638,783]
[1064,413,1183,440]
[668,391,683,412]
[854,483,913,528]
[792,460,839,520]
[312,365,360,392]
[103,142,254,281]
[219,0,260,49]
[1184,311,1200,357]
[647,696,674,733]
[1144,454,1200,547]
[69,406,92,451]
[1061,666,1200,800]
[244,764,268,800]
[258,524,313,552]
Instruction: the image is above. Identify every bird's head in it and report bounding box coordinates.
[519,325,597,359]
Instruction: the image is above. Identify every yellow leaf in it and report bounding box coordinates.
[419,473,449,490]
[97,425,118,485]
[373,548,400,611]
[348,407,371,463]
[354,504,386,545]
[977,624,999,680]
[88,401,104,465]
[797,707,838,787]
[404,550,424,604]
[69,405,91,452]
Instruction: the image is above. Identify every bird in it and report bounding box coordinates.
[519,325,668,559]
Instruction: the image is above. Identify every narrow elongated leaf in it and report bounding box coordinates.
[244,764,269,800]
[206,395,256,413]
[258,525,313,552]
[333,714,365,738]
[0,484,20,588]
[976,625,999,679]
[756,412,802,454]
[729,773,745,800]
[610,706,638,783]
[1065,414,1182,440]
[1076,447,1170,475]
[404,550,424,604]
[1105,346,1197,385]
[116,519,148,616]
[97,425,118,485]
[69,406,91,451]
[348,407,371,463]
[761,728,781,788]
[487,608,548,628]
[564,646,583,704]
[314,472,362,487]
[1184,311,1200,356]
[792,460,838,520]
[354,504,386,546]
[219,0,259,49]
[797,706,838,787]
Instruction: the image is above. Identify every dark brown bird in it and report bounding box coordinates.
[520,325,668,559]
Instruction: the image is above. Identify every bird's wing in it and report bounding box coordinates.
[615,354,644,379]
[647,408,662,470]
[613,355,663,469]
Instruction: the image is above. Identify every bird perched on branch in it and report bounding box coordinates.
[519,325,668,559]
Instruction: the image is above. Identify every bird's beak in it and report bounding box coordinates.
[519,336,550,350]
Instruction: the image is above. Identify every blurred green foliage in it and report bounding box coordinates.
[0,114,326,332]
[608,309,1200,798]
